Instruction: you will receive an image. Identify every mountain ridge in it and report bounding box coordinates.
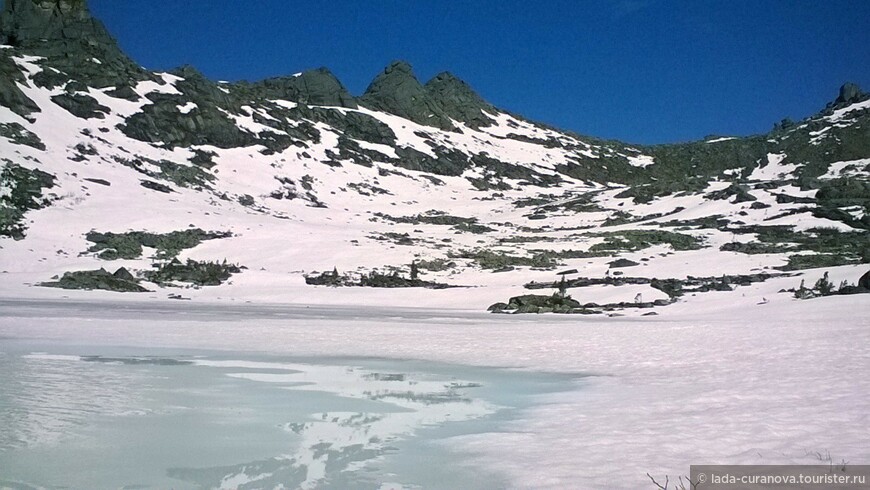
[0,0,868,312]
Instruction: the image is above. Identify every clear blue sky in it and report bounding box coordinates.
[89,0,870,145]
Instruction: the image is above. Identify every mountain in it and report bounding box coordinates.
[1,0,868,312]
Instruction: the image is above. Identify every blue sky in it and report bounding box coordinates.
[89,0,870,145]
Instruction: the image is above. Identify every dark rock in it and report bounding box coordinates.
[0,122,45,149]
[105,84,140,101]
[424,71,495,129]
[86,229,230,260]
[360,61,455,131]
[608,258,639,268]
[705,182,757,202]
[83,177,110,186]
[0,53,40,117]
[112,266,135,281]
[120,80,257,150]
[816,178,870,207]
[74,142,97,155]
[51,92,109,119]
[506,294,580,310]
[143,259,240,286]
[0,162,56,238]
[859,269,870,290]
[255,68,357,108]
[749,201,771,209]
[40,267,148,292]
[0,0,147,88]
[305,269,453,289]
[774,193,815,204]
[140,180,173,193]
[835,82,864,106]
[487,302,509,312]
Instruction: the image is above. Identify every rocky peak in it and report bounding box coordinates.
[360,60,455,130]
[255,67,357,109]
[425,71,495,129]
[0,0,142,87]
[834,82,866,106]
[361,61,428,109]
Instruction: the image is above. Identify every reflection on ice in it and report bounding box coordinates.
[176,360,496,489]
[0,344,574,489]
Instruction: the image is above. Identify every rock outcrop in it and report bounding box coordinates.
[360,61,496,131]
[255,68,357,108]
[424,71,495,128]
[360,61,455,130]
[0,0,145,87]
[835,82,864,106]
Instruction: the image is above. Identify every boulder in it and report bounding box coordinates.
[835,82,864,106]
[112,267,135,281]
[608,258,639,268]
[487,302,509,313]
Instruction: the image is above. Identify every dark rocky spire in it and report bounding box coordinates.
[359,61,496,130]
[360,61,455,130]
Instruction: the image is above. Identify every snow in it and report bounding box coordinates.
[1,295,868,489]
[819,158,870,180]
[825,99,870,123]
[626,154,655,167]
[176,101,197,114]
[705,136,736,143]
[218,107,282,135]
[748,153,799,181]
[134,76,182,97]
[11,55,45,76]
[272,99,298,110]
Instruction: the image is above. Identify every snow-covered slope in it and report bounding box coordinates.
[0,0,868,315]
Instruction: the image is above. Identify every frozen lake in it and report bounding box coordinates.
[4,296,866,488]
[0,301,582,489]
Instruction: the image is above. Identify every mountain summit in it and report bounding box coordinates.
[359,60,495,131]
[361,61,456,130]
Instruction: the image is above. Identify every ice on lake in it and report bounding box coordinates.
[0,341,579,489]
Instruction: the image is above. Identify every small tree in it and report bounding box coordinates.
[556,275,568,299]
[815,272,833,296]
[794,279,813,299]
[410,261,419,280]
